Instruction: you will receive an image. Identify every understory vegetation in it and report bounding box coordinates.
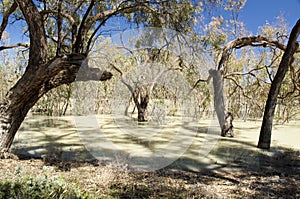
[0,150,299,199]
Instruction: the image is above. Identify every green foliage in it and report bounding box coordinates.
[0,175,92,199]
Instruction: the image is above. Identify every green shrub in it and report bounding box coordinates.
[0,175,92,199]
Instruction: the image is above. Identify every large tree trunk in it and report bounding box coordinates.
[0,60,72,152]
[0,76,46,151]
[258,19,300,149]
[0,0,48,153]
[0,54,112,153]
[0,0,113,154]
[137,108,147,122]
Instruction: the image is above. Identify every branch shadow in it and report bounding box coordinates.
[11,115,300,197]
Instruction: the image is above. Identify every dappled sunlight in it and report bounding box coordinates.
[12,115,300,172]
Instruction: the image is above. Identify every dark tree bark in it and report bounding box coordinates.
[0,53,111,152]
[137,96,149,122]
[0,0,112,153]
[136,87,150,122]
[258,19,300,149]
[0,0,48,152]
[0,0,194,154]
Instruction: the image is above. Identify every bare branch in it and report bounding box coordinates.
[224,76,251,99]
[0,43,29,51]
[224,66,264,78]
[0,2,18,40]
[110,63,135,95]
[189,75,212,95]
[85,16,111,54]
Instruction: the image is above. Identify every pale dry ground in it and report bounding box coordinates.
[12,114,300,172]
[236,120,299,150]
[4,115,299,198]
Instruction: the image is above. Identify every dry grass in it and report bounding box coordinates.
[0,150,299,199]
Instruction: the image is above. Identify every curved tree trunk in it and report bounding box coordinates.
[0,58,76,152]
[0,0,48,153]
[213,29,300,137]
[0,0,113,153]
[0,54,112,153]
[258,19,300,149]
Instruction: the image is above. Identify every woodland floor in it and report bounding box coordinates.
[0,116,299,198]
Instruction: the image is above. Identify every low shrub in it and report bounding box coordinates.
[0,175,92,199]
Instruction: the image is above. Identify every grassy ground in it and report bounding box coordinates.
[0,116,299,198]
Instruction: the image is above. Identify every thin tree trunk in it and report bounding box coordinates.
[258,19,300,149]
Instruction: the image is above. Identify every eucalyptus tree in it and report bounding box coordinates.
[0,0,203,153]
[213,19,300,148]
[196,3,300,144]
[111,45,185,122]
[191,0,248,131]
[258,19,300,149]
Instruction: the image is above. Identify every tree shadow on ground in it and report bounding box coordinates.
[11,116,300,198]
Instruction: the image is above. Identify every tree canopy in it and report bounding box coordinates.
[0,0,299,153]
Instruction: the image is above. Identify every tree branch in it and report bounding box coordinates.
[218,35,300,72]
[224,66,265,78]
[85,2,150,26]
[56,0,63,56]
[43,53,112,91]
[0,2,18,40]
[73,0,95,53]
[40,10,75,24]
[84,2,155,53]
[16,0,47,67]
[85,16,111,54]
[110,63,135,94]
[224,76,251,99]
[0,43,29,51]
[189,76,212,95]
